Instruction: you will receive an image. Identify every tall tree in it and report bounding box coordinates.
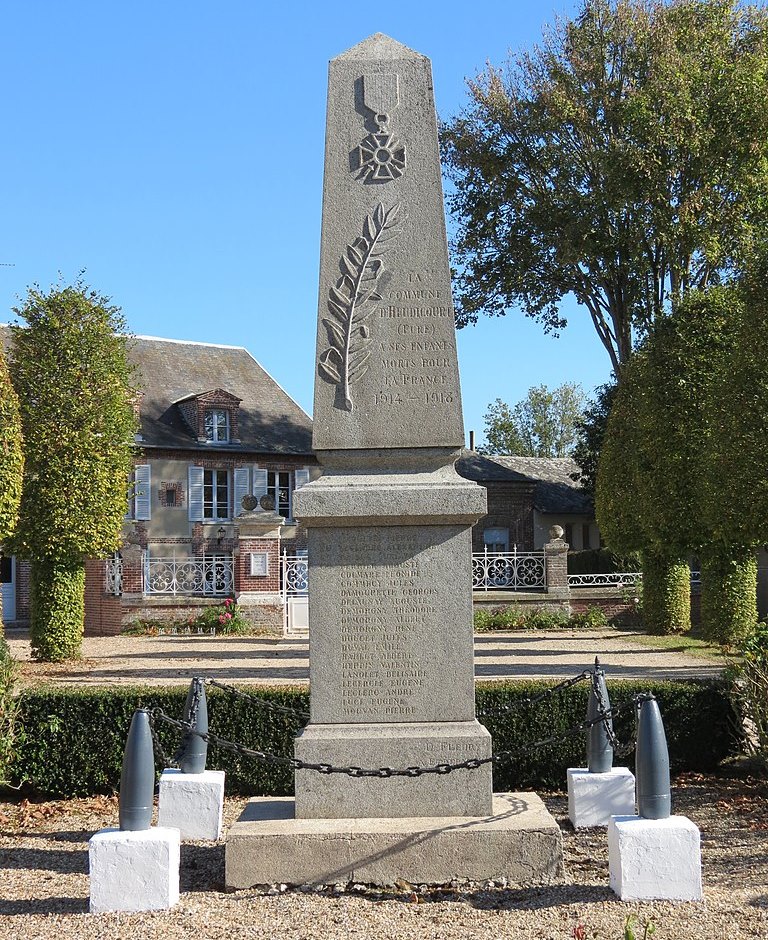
[596,349,692,634]
[9,283,137,661]
[571,379,617,499]
[441,0,768,374]
[0,343,23,629]
[480,382,585,456]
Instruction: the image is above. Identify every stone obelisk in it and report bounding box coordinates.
[292,32,492,819]
[225,34,562,887]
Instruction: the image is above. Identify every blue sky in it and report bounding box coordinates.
[0,1,610,447]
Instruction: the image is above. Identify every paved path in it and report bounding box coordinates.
[8,629,723,688]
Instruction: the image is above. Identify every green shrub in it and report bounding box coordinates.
[9,679,735,797]
[699,551,758,647]
[569,605,609,630]
[568,549,641,575]
[186,597,250,635]
[0,637,18,783]
[473,605,569,631]
[642,552,690,634]
[29,559,85,661]
[729,621,768,770]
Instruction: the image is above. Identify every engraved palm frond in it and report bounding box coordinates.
[318,202,405,412]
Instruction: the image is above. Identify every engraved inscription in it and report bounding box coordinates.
[336,533,440,721]
[372,270,457,406]
[318,203,405,412]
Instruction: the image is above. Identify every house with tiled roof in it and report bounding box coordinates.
[2,333,318,635]
[455,452,599,553]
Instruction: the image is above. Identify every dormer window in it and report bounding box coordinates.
[175,388,242,445]
[204,409,230,443]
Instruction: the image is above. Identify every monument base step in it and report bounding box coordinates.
[225,793,563,888]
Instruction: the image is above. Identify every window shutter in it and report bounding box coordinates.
[188,466,204,522]
[134,464,152,521]
[252,468,269,498]
[294,467,311,489]
[234,467,250,517]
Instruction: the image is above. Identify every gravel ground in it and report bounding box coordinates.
[6,629,722,688]
[0,773,765,939]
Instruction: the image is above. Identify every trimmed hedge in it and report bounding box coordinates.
[10,680,735,797]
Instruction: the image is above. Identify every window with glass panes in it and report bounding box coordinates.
[203,469,230,520]
[204,409,230,442]
[267,471,292,518]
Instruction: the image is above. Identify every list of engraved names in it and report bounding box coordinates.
[339,554,438,720]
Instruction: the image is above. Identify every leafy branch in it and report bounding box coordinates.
[319,202,405,412]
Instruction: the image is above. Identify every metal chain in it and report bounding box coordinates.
[478,670,592,718]
[149,712,177,771]
[149,697,630,778]
[169,678,204,765]
[206,678,310,721]
[146,672,656,778]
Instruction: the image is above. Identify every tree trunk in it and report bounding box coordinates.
[641,550,690,635]
[30,558,85,662]
[699,548,758,646]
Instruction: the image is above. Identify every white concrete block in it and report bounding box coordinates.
[567,767,636,828]
[88,827,180,913]
[608,814,702,900]
[158,769,225,840]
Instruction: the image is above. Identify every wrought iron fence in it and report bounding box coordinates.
[471,548,547,592]
[569,569,701,588]
[568,572,642,588]
[105,553,123,596]
[143,553,234,596]
[281,552,309,596]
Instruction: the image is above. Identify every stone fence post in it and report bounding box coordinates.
[545,525,570,599]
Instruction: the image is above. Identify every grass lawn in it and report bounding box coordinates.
[616,628,731,661]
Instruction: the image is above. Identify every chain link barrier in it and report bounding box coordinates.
[205,678,310,722]
[150,677,205,772]
[147,666,650,779]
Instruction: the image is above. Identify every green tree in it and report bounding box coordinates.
[596,349,691,634]
[480,383,585,456]
[441,0,768,373]
[0,344,23,630]
[9,283,138,661]
[571,379,617,499]
[597,285,759,640]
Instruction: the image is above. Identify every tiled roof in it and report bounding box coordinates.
[130,336,312,454]
[456,451,591,514]
[0,327,313,456]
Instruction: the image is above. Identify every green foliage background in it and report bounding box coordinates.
[9,284,137,563]
[8,283,138,661]
[0,345,23,547]
[9,680,735,797]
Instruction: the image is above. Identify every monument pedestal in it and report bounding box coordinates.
[608,814,702,900]
[567,767,636,828]
[226,794,563,887]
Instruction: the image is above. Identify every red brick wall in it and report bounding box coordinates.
[472,482,536,552]
[84,558,124,636]
[236,538,281,594]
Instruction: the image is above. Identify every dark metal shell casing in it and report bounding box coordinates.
[586,665,614,773]
[179,677,208,775]
[119,709,155,831]
[635,696,671,819]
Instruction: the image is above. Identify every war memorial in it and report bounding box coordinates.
[224,33,563,887]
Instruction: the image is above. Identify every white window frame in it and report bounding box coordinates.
[203,468,230,521]
[483,527,509,553]
[204,408,230,443]
[267,470,293,520]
